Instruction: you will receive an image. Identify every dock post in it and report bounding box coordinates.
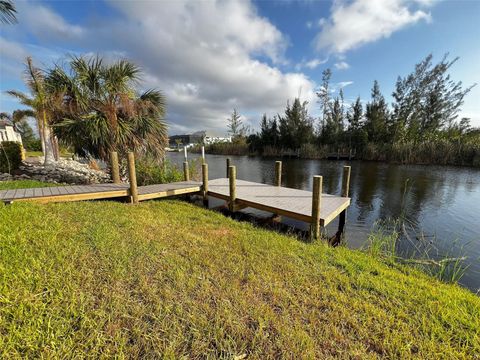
[226,158,231,178]
[336,165,351,242]
[109,151,120,184]
[201,146,205,164]
[183,161,190,181]
[229,165,236,212]
[202,163,209,207]
[127,152,138,204]
[310,175,323,240]
[275,161,282,187]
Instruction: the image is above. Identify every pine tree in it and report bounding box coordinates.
[279,98,314,150]
[316,68,332,140]
[347,96,363,131]
[364,80,389,143]
[227,108,247,142]
[391,54,475,142]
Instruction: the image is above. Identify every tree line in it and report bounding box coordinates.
[238,54,479,165]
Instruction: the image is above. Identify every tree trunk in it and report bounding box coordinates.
[36,117,46,158]
[42,110,55,165]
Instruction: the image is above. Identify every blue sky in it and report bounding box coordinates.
[1,0,479,135]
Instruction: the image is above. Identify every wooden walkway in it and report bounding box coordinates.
[207,178,350,226]
[1,152,352,239]
[0,181,201,204]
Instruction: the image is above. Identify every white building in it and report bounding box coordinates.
[0,125,23,144]
[204,136,232,145]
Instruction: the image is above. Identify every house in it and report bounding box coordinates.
[0,125,23,144]
[169,131,206,148]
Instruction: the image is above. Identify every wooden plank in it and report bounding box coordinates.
[3,189,16,200]
[33,188,43,198]
[14,189,129,204]
[14,188,26,199]
[137,186,201,201]
[24,188,35,198]
[207,178,350,226]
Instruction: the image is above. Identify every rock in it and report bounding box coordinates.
[15,159,111,185]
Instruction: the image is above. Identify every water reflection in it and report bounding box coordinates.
[167,152,480,292]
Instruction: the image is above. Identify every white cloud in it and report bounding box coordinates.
[315,0,433,54]
[337,81,354,88]
[1,0,317,135]
[16,1,84,41]
[0,37,29,61]
[295,57,328,70]
[334,61,350,70]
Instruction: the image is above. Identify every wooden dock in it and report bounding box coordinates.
[1,151,351,239]
[0,181,201,204]
[207,178,350,226]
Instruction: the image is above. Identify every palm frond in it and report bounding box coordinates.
[12,109,35,122]
[24,57,46,96]
[0,0,16,24]
[5,90,35,107]
[0,112,11,120]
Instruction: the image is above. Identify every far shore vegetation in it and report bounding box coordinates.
[198,54,480,167]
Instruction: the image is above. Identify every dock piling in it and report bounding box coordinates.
[109,151,120,184]
[336,165,351,242]
[202,163,209,207]
[127,152,138,204]
[226,158,231,178]
[310,175,323,240]
[201,146,205,164]
[275,161,282,187]
[229,165,236,212]
[183,161,190,181]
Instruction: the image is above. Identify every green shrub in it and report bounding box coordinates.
[135,157,200,186]
[205,142,249,155]
[24,138,42,151]
[0,141,23,173]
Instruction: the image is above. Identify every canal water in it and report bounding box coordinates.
[167,152,480,292]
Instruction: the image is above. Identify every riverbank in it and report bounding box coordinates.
[195,139,480,167]
[1,182,479,357]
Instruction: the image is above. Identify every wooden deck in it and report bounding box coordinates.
[1,173,350,231]
[207,178,350,226]
[0,181,201,204]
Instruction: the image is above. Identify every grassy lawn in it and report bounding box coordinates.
[24,151,44,157]
[25,151,73,158]
[0,180,58,191]
[0,190,479,357]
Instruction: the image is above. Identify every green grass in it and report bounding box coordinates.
[24,151,44,157]
[0,196,479,357]
[25,151,73,158]
[0,180,59,190]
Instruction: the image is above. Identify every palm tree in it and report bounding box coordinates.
[7,57,57,164]
[0,109,36,144]
[0,0,16,24]
[46,56,168,160]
